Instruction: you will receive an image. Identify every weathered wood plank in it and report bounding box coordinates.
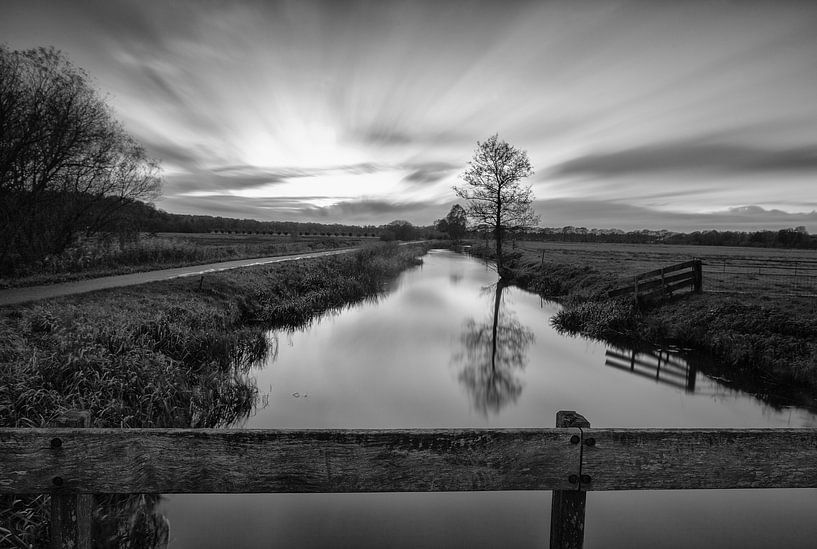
[580,429,817,490]
[550,411,589,549]
[609,261,698,297]
[638,270,695,289]
[0,428,581,494]
[633,271,695,293]
[604,360,689,390]
[49,411,93,549]
[634,260,696,281]
[604,350,689,379]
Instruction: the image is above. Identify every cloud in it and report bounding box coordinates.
[156,194,446,225]
[164,169,288,195]
[534,199,817,232]
[401,161,458,185]
[143,139,200,166]
[551,141,817,177]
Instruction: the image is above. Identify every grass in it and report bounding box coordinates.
[0,232,366,288]
[0,242,428,428]
[474,240,817,403]
[0,241,429,547]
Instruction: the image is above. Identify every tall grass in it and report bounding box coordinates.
[0,242,428,547]
[486,242,817,394]
[0,233,357,288]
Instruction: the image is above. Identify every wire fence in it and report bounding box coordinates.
[702,258,817,297]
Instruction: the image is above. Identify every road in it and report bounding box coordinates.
[0,247,361,307]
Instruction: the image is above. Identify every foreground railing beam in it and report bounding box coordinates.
[48,411,93,549]
[0,428,581,495]
[550,411,590,549]
[579,428,817,490]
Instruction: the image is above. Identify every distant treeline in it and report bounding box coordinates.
[111,200,437,240]
[520,226,816,249]
[1,47,161,275]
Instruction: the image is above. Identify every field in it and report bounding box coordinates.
[1,232,369,289]
[0,241,430,546]
[469,240,817,403]
[517,240,817,299]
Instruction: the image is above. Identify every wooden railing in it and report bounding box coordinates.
[608,259,702,299]
[2,411,816,548]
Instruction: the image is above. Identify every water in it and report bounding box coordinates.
[160,250,817,548]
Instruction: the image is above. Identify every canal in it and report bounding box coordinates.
[160,249,817,547]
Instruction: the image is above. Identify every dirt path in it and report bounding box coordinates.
[0,248,360,306]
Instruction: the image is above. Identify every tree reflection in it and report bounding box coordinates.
[453,281,535,416]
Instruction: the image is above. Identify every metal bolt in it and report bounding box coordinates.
[568,474,579,484]
[50,437,62,449]
[570,435,580,444]
[581,474,592,484]
[52,476,64,487]
[585,438,596,447]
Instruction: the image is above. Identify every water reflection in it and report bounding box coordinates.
[86,330,269,547]
[95,494,169,548]
[604,346,698,393]
[453,281,535,416]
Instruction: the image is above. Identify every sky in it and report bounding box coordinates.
[2,0,817,231]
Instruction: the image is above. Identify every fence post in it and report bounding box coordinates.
[550,411,590,549]
[50,411,93,549]
[692,259,703,293]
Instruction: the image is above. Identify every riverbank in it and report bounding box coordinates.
[0,241,429,545]
[0,242,429,429]
[470,242,817,402]
[0,233,364,289]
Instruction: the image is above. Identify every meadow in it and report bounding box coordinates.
[478,240,817,402]
[0,241,429,546]
[0,232,369,289]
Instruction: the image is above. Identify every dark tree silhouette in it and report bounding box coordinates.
[436,204,468,242]
[454,134,538,277]
[0,46,161,273]
[453,282,535,416]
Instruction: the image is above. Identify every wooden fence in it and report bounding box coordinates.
[2,411,816,548]
[608,259,702,299]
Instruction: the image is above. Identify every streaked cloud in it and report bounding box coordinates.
[535,199,817,232]
[551,141,817,177]
[3,0,817,230]
[159,194,445,225]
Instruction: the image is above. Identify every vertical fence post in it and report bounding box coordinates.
[550,411,590,549]
[50,411,93,549]
[692,259,703,293]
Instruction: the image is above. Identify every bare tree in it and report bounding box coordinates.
[0,46,161,272]
[453,282,535,416]
[454,134,538,277]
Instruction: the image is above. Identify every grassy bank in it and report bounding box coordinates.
[0,242,428,546]
[472,241,817,401]
[0,232,366,289]
[0,242,428,428]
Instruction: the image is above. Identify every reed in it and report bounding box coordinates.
[468,241,817,396]
[0,242,429,546]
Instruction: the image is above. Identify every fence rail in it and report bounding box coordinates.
[703,259,817,297]
[3,412,816,548]
[608,260,702,299]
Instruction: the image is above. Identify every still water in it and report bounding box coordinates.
[161,250,817,548]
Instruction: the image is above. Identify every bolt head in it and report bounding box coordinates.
[570,435,580,444]
[52,476,64,487]
[50,437,62,449]
[568,474,579,484]
[581,474,592,484]
[585,438,596,447]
